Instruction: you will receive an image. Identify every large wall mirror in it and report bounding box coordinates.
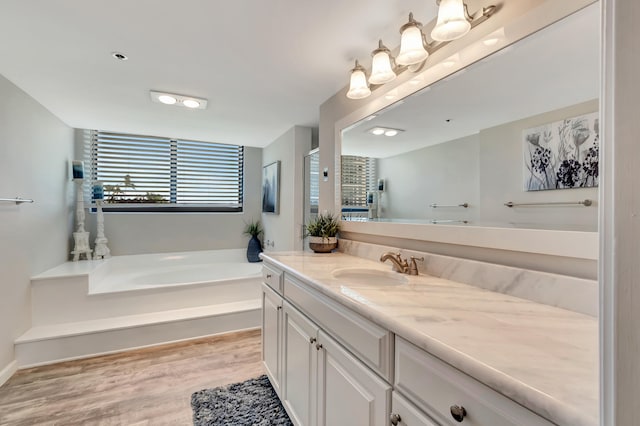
[340,3,599,241]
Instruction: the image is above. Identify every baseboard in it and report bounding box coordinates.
[16,308,261,368]
[0,360,18,387]
[18,326,261,370]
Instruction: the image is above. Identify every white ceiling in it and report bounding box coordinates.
[343,3,600,158]
[0,0,440,147]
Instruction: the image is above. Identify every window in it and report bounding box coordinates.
[86,130,244,212]
[341,155,377,207]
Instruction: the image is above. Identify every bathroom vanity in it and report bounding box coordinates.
[260,248,598,426]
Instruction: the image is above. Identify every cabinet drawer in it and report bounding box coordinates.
[284,274,393,381]
[395,337,553,426]
[262,264,283,293]
[391,392,438,426]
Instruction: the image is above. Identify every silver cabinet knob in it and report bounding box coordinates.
[450,405,467,422]
[389,413,402,425]
[309,337,317,344]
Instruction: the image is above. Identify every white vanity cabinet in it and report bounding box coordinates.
[316,329,391,426]
[393,337,553,426]
[390,392,439,426]
[261,260,558,426]
[281,301,319,426]
[262,265,392,426]
[261,283,283,396]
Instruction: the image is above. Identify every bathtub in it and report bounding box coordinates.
[89,248,262,294]
[24,249,264,366]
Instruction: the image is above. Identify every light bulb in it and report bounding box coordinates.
[158,95,177,105]
[384,130,399,137]
[183,99,200,108]
[371,128,385,136]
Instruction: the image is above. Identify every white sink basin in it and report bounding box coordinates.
[331,268,409,286]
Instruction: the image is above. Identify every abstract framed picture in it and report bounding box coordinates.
[523,111,599,191]
[262,161,280,214]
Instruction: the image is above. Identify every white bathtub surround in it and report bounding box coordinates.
[338,239,597,316]
[262,252,598,426]
[16,249,261,367]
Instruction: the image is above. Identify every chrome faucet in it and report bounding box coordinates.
[380,252,423,275]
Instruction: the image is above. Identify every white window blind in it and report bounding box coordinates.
[341,155,377,207]
[87,130,244,212]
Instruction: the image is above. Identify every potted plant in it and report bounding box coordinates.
[243,219,263,262]
[304,213,340,253]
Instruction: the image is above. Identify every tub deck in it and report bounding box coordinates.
[18,249,263,367]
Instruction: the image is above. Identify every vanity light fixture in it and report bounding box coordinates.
[345,1,496,100]
[346,60,372,100]
[397,13,429,66]
[149,91,208,110]
[369,40,397,85]
[431,0,472,42]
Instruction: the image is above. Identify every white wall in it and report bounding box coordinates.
[0,74,74,376]
[378,134,480,222]
[377,100,598,230]
[79,140,263,255]
[262,126,312,251]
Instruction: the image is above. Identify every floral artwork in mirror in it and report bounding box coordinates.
[523,111,599,191]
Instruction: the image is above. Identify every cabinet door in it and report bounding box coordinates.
[390,392,439,426]
[282,302,319,426]
[262,283,283,395]
[317,330,391,426]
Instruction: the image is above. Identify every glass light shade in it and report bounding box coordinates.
[371,128,385,136]
[397,26,429,66]
[346,62,371,100]
[431,0,471,42]
[384,129,398,137]
[369,40,396,85]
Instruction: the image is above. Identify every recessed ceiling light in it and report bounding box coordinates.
[111,52,128,61]
[182,99,200,108]
[158,95,177,105]
[368,126,404,137]
[150,91,208,110]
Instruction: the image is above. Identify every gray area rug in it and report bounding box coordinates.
[191,375,292,426]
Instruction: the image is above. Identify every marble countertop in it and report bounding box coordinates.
[262,251,599,426]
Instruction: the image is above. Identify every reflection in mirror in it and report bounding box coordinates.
[340,4,599,232]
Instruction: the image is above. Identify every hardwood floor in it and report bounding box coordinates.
[0,329,264,426]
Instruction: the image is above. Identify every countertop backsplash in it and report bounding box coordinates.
[338,239,598,317]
